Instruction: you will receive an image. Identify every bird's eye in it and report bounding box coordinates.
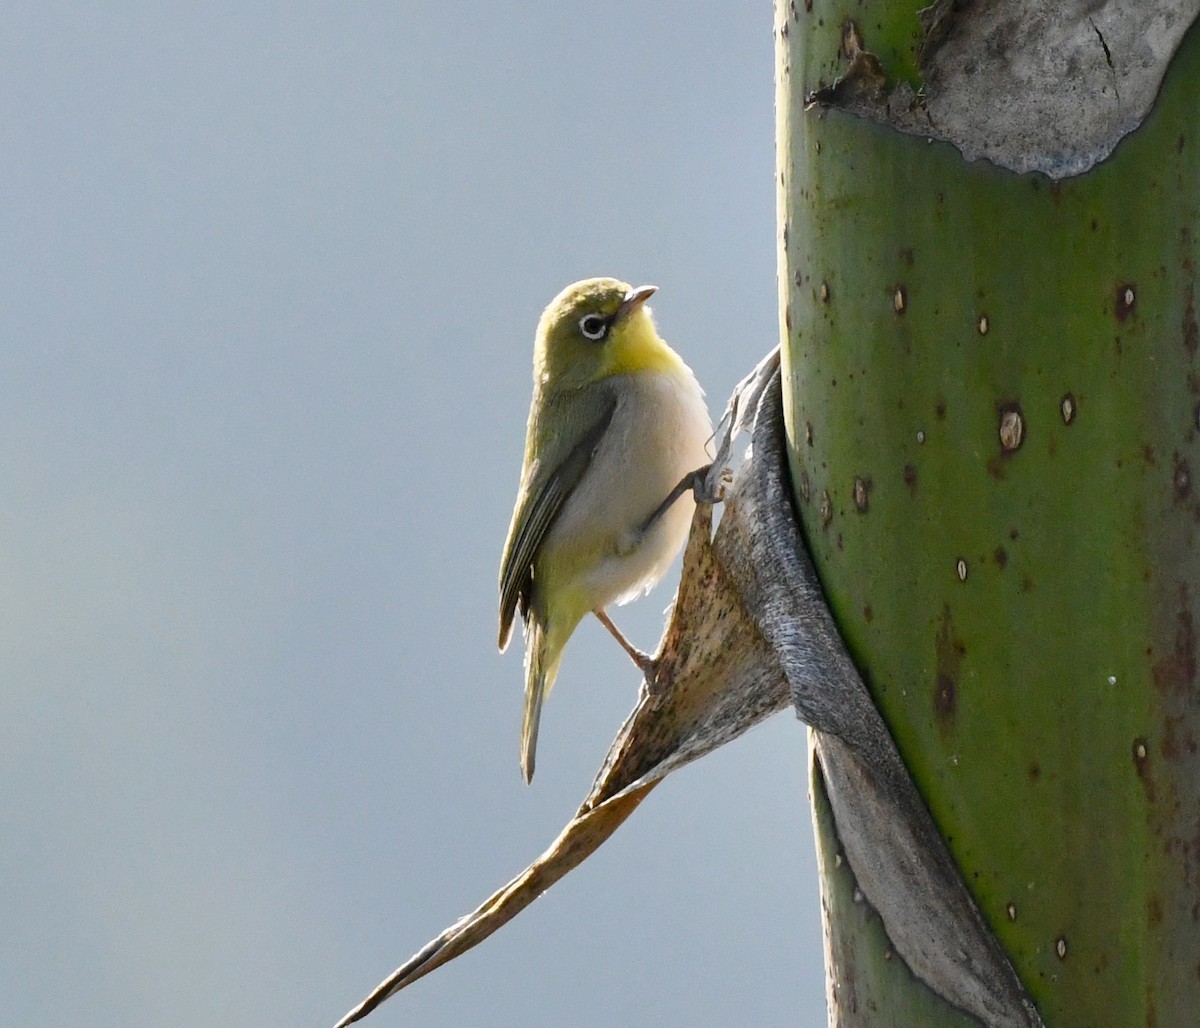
[578,313,609,340]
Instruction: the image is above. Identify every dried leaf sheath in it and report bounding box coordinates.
[334,361,1040,1028]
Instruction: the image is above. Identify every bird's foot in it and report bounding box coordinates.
[693,462,733,505]
[638,463,728,539]
[636,656,666,703]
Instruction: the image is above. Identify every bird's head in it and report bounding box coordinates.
[533,277,678,389]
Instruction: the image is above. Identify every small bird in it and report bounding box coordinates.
[498,278,712,783]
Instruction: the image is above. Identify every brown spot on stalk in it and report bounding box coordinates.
[852,476,871,512]
[1115,283,1136,321]
[1184,281,1198,356]
[934,674,955,721]
[933,605,965,734]
[998,402,1024,454]
[1174,453,1192,502]
[804,20,886,107]
[1152,583,1197,700]
[1148,894,1164,927]
[1133,736,1155,802]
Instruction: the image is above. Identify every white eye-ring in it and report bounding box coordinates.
[578,313,609,340]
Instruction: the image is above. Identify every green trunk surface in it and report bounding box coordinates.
[779,4,1200,1025]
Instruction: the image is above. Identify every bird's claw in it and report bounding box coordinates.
[694,463,734,505]
[637,655,663,702]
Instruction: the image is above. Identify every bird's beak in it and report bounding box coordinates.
[616,284,657,321]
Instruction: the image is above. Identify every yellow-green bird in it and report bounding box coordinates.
[498,278,712,783]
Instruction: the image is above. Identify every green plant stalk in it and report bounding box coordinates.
[779,4,1200,1024]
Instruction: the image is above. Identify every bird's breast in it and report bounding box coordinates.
[537,369,711,609]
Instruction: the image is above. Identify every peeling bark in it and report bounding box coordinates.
[805,1,1200,177]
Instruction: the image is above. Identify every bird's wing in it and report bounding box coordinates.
[498,385,618,651]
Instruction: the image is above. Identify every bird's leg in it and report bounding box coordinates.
[637,464,721,538]
[608,463,733,701]
[594,608,657,688]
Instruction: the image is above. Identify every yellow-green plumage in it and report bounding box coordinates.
[498,278,711,782]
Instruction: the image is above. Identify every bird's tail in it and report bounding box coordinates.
[520,619,563,784]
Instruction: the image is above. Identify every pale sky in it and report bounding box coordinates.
[2,4,825,1025]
